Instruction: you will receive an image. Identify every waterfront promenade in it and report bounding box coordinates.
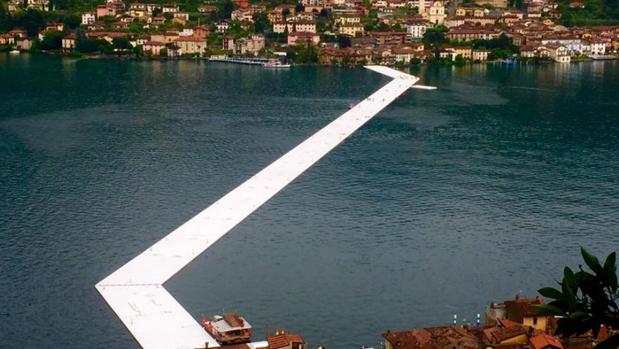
[96,66,424,349]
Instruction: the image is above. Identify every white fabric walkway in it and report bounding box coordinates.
[96,66,424,349]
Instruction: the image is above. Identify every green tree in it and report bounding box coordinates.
[112,36,131,51]
[217,0,234,20]
[62,13,81,29]
[12,9,45,36]
[422,29,447,46]
[536,248,618,349]
[253,12,268,33]
[39,30,63,50]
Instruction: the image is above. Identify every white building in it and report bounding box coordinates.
[81,12,96,25]
[216,21,230,33]
[406,19,428,39]
[425,1,446,25]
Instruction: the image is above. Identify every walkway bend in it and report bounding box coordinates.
[96,66,425,349]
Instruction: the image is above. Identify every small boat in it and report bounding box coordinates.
[264,61,291,68]
[9,49,20,54]
[202,313,252,345]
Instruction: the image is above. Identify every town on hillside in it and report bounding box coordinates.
[1,0,618,65]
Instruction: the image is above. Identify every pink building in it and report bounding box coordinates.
[287,32,320,45]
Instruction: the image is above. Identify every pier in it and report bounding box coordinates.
[208,57,270,65]
[96,66,431,349]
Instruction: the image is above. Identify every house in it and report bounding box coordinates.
[82,12,96,25]
[62,33,76,50]
[582,39,606,55]
[451,46,472,59]
[267,332,307,349]
[86,31,130,44]
[530,333,564,349]
[96,5,116,18]
[44,22,63,32]
[382,326,481,349]
[463,16,498,26]
[406,19,429,39]
[217,21,230,33]
[222,36,235,50]
[167,44,182,57]
[425,1,446,25]
[231,9,254,22]
[198,5,218,13]
[339,23,365,36]
[482,325,530,347]
[447,27,500,41]
[9,28,28,39]
[247,4,267,15]
[268,11,285,23]
[23,0,49,11]
[162,4,180,13]
[175,36,207,55]
[150,31,179,43]
[273,4,296,16]
[369,31,408,45]
[472,49,490,60]
[147,16,165,27]
[334,14,362,25]
[174,12,190,21]
[15,37,32,50]
[392,47,417,62]
[319,47,372,64]
[474,0,507,7]
[193,26,210,39]
[0,34,15,45]
[143,41,166,55]
[136,35,150,45]
[519,45,537,58]
[273,21,288,33]
[234,34,265,55]
[287,31,320,45]
[539,44,571,63]
[504,295,549,331]
[293,20,317,33]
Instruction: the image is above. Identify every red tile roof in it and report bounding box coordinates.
[498,319,524,329]
[383,326,480,349]
[529,333,564,349]
[268,333,305,349]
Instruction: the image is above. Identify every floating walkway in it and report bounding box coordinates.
[96,66,433,349]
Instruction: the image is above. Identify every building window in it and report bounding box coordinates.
[533,317,538,325]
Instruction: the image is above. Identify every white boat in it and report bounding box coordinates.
[263,61,291,68]
[9,49,20,54]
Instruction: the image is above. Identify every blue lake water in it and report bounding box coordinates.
[1,54,618,348]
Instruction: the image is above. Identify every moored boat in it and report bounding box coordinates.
[202,313,253,345]
[9,49,20,54]
[264,60,291,68]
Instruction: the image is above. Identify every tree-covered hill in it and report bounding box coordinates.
[557,0,619,26]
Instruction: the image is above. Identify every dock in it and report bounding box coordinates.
[96,66,430,349]
[208,57,270,65]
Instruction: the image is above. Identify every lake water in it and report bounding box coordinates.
[1,54,618,348]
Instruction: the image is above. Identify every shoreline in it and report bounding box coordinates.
[5,50,618,67]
